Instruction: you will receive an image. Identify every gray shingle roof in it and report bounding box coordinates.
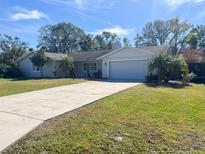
[45,52,68,61]
[45,50,111,62]
[17,50,111,63]
[16,52,33,62]
[17,46,171,63]
[141,45,172,54]
[68,50,111,62]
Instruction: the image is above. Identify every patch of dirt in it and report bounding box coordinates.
[187,132,205,150]
[177,131,205,151]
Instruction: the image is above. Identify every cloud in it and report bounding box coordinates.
[41,0,117,10]
[89,26,134,36]
[11,8,48,21]
[75,0,83,9]
[164,0,204,9]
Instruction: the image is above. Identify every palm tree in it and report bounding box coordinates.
[148,53,167,82]
[60,56,74,78]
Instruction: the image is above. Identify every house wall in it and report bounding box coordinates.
[18,56,102,79]
[43,62,56,77]
[18,56,41,78]
[55,61,67,78]
[74,62,84,78]
[101,48,153,79]
[18,57,66,78]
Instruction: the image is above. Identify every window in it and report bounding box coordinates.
[83,63,96,71]
[32,64,41,72]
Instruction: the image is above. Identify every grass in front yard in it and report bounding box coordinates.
[0,78,85,97]
[4,83,205,153]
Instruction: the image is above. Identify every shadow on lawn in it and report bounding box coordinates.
[9,77,73,81]
[10,78,30,81]
[144,81,192,89]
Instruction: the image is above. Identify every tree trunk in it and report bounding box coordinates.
[71,68,75,80]
[41,67,43,78]
[164,79,169,83]
[66,70,69,78]
[157,68,162,82]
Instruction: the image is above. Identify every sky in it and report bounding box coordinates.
[0,0,205,48]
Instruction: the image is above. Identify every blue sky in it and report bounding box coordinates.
[0,0,205,48]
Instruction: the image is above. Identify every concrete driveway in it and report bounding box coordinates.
[0,80,140,151]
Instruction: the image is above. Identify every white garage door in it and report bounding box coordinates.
[109,60,148,80]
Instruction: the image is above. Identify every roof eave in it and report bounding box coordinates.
[16,52,34,63]
[96,47,126,60]
[97,47,155,60]
[73,59,100,63]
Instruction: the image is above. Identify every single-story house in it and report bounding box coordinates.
[17,45,172,81]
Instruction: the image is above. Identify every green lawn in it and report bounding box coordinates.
[0,78,85,97]
[3,83,205,153]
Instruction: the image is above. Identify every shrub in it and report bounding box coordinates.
[148,53,189,83]
[182,72,196,86]
[0,64,10,77]
[146,74,158,82]
[5,66,23,78]
[0,64,23,78]
[94,70,102,79]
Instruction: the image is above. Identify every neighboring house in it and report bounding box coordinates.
[182,48,205,63]
[182,48,205,81]
[17,45,172,80]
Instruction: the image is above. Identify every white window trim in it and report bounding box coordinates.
[31,63,41,72]
[83,62,97,71]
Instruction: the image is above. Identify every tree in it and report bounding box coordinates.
[0,64,10,77]
[38,22,121,52]
[169,17,191,53]
[186,25,205,49]
[79,34,94,51]
[182,72,195,86]
[185,28,199,49]
[196,25,205,48]
[103,31,119,49]
[148,52,189,83]
[135,17,191,53]
[30,50,50,78]
[0,34,28,65]
[135,34,145,47]
[93,32,120,50]
[123,37,131,47]
[0,34,28,77]
[60,56,74,78]
[93,34,105,50]
[38,22,86,53]
[135,19,171,47]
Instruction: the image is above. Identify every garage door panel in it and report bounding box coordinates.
[109,60,148,80]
